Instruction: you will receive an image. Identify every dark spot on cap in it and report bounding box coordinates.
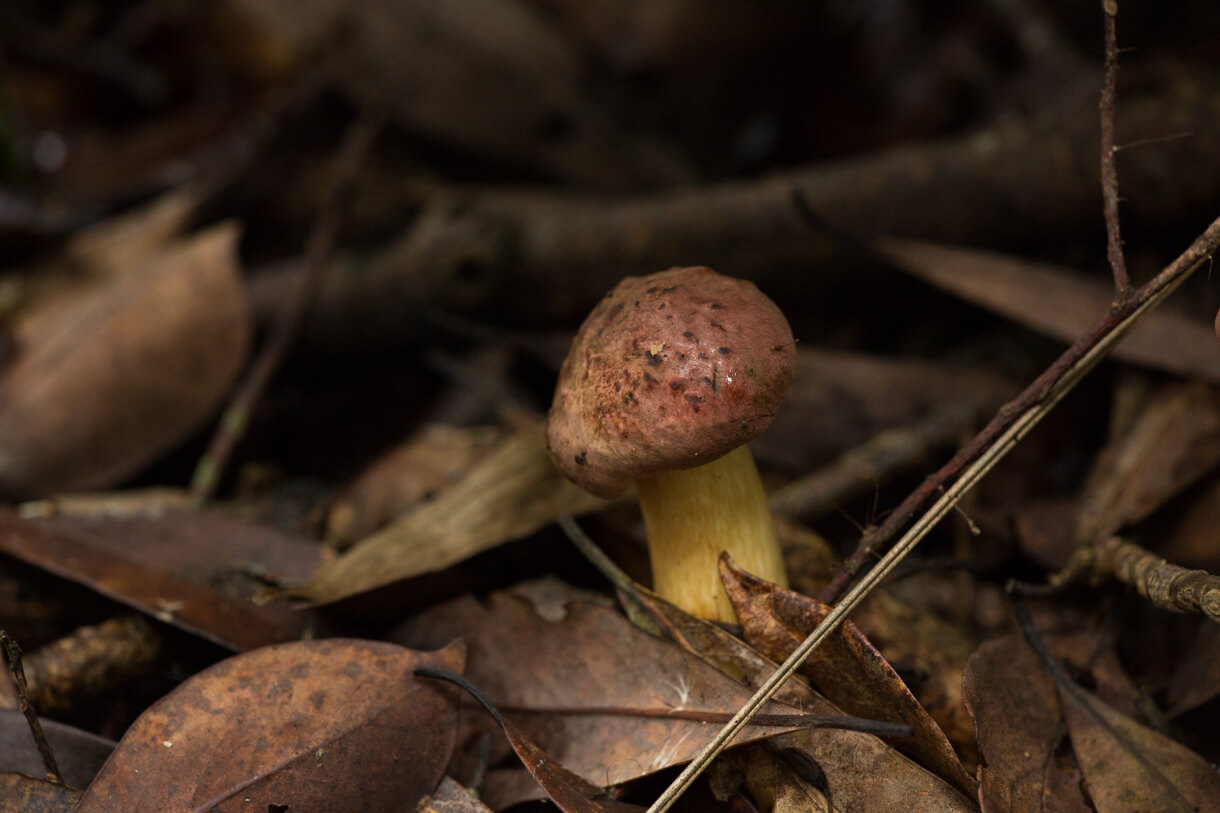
[684,394,705,405]
[710,303,723,310]
[710,321,726,331]
[669,380,683,390]
[683,331,695,339]
[574,452,587,465]
[645,286,659,294]
[658,303,666,310]
[643,372,657,385]
[647,353,662,367]
[718,347,731,355]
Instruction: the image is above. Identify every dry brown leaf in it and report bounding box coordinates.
[878,236,1220,383]
[1057,672,1220,812]
[963,636,1092,813]
[720,557,977,798]
[227,0,689,187]
[0,510,320,651]
[395,581,974,812]
[0,224,250,498]
[285,424,608,605]
[1076,382,1220,544]
[76,639,464,812]
[393,589,809,788]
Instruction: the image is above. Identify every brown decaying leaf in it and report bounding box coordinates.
[1075,381,1220,544]
[0,774,80,812]
[287,424,608,605]
[326,424,505,544]
[0,510,319,651]
[418,776,493,813]
[0,709,115,790]
[76,639,464,812]
[719,557,977,798]
[227,0,689,187]
[394,588,816,789]
[878,236,1220,383]
[0,223,250,499]
[963,636,1092,813]
[1056,668,1220,812]
[395,582,976,813]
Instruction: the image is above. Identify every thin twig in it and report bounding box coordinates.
[1093,536,1220,622]
[1,631,61,784]
[645,215,1220,813]
[767,399,982,520]
[189,112,381,504]
[1100,0,1130,298]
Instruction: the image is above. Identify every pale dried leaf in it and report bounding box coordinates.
[286,425,608,604]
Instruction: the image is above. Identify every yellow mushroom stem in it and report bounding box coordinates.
[636,444,788,622]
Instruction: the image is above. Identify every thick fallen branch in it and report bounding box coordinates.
[248,78,1220,349]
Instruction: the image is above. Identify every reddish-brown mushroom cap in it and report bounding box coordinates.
[547,266,796,499]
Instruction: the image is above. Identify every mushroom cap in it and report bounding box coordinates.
[547,266,795,498]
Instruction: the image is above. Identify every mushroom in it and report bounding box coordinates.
[547,266,795,621]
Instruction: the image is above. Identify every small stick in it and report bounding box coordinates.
[190,111,381,504]
[0,631,61,784]
[1094,536,1220,622]
[767,399,981,520]
[1100,0,1130,298]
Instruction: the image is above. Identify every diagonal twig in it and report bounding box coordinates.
[189,111,381,504]
[1100,0,1130,298]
